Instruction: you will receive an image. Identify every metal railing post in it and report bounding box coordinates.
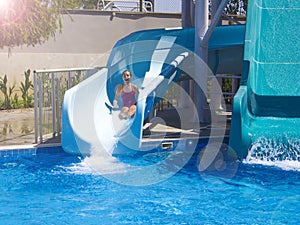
[56,78,61,135]
[139,0,143,12]
[33,71,38,143]
[232,75,239,94]
[51,73,56,137]
[68,71,72,89]
[38,79,43,143]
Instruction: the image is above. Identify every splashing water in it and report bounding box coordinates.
[65,144,129,175]
[244,137,300,171]
[66,155,129,175]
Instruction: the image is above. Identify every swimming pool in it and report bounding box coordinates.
[0,145,299,224]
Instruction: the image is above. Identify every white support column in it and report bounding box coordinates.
[182,0,194,27]
[194,0,210,123]
[211,0,222,26]
[210,0,223,111]
[180,0,193,108]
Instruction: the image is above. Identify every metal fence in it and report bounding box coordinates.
[155,75,241,111]
[33,67,100,143]
[96,0,153,12]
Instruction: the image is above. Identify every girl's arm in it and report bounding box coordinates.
[113,85,122,108]
[133,84,139,96]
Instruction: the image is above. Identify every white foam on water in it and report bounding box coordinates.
[244,137,300,172]
[65,144,129,175]
[68,155,129,175]
[244,157,300,172]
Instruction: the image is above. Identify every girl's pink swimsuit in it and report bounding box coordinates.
[121,90,136,108]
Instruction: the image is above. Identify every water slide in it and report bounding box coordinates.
[229,0,300,158]
[62,25,245,156]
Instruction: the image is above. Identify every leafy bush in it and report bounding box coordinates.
[0,75,15,109]
[0,69,34,110]
[20,69,34,108]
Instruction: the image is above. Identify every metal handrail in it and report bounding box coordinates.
[98,0,153,12]
[33,67,101,143]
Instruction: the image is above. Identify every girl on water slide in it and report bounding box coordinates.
[113,70,139,119]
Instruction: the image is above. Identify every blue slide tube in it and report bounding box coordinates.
[62,25,245,156]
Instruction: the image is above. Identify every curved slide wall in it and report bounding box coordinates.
[229,0,300,158]
[62,25,245,156]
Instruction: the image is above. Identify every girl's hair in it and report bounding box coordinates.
[122,70,132,77]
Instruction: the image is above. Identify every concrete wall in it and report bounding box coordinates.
[0,11,181,84]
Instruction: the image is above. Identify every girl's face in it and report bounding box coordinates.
[122,71,131,82]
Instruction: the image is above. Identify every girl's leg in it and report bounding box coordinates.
[119,107,129,119]
[128,105,137,118]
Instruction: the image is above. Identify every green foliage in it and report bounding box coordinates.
[224,0,247,15]
[0,0,75,49]
[222,78,232,92]
[78,0,100,9]
[75,71,84,84]
[11,93,20,109]
[0,69,35,110]
[20,69,34,108]
[0,75,16,109]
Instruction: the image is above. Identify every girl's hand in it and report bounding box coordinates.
[113,100,119,109]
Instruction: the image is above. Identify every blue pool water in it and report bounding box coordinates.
[0,147,299,224]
